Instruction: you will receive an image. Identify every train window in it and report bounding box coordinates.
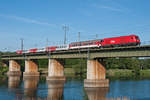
[135,37,139,39]
[131,37,133,39]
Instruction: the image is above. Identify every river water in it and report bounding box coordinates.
[0,75,150,100]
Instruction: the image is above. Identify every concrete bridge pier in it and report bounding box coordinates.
[7,60,21,76]
[84,59,109,87]
[47,59,65,81]
[23,60,40,77]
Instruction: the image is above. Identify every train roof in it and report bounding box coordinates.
[70,39,102,44]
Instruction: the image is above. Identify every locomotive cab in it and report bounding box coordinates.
[130,35,141,46]
[135,36,140,45]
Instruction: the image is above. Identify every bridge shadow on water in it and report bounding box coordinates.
[0,75,149,100]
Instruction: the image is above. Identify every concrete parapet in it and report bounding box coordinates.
[23,60,39,76]
[84,59,109,87]
[47,59,65,81]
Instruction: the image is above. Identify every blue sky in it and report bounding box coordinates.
[0,0,150,51]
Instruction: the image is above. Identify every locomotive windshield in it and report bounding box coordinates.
[135,36,139,39]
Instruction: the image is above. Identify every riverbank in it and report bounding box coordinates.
[107,69,150,79]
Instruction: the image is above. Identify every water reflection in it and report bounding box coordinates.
[8,75,20,90]
[23,76,39,99]
[85,87,132,100]
[3,76,150,100]
[85,87,109,100]
[47,80,65,100]
[8,75,23,100]
[107,97,130,100]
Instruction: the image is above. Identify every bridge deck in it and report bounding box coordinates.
[2,45,150,60]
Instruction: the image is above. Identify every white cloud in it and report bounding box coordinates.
[0,14,55,26]
[100,5,122,12]
[92,3,122,12]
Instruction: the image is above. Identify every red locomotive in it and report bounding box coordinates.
[16,35,141,54]
[69,35,140,49]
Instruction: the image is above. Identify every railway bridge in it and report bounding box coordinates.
[2,45,150,87]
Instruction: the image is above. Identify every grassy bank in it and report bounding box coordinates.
[140,70,150,78]
[107,69,150,79]
[107,69,133,78]
[39,68,150,79]
[64,68,150,79]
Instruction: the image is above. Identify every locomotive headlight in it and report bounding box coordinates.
[111,40,115,43]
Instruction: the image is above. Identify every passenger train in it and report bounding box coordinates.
[16,35,141,54]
